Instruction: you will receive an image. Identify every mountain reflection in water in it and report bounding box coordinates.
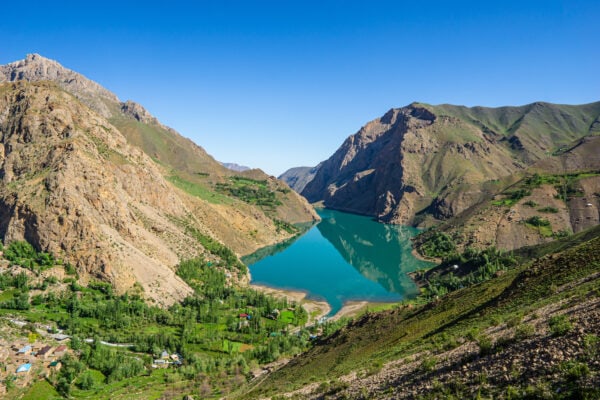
[244,209,432,315]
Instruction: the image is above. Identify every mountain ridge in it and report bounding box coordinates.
[300,100,600,228]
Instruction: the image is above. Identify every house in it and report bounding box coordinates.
[239,313,249,318]
[51,333,70,341]
[53,345,68,358]
[160,350,170,360]
[17,345,32,355]
[37,345,54,359]
[16,363,31,373]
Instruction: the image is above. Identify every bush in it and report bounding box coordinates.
[523,200,538,207]
[560,360,590,381]
[420,356,437,373]
[514,323,535,340]
[538,206,559,213]
[477,335,493,356]
[525,216,551,227]
[548,314,572,336]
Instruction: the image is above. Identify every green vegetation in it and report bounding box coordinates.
[241,226,600,399]
[272,218,298,234]
[492,188,531,206]
[538,206,559,213]
[525,216,551,227]
[525,216,553,237]
[419,232,456,258]
[3,240,56,272]
[0,239,321,398]
[548,314,573,336]
[420,247,517,299]
[167,174,232,205]
[216,176,281,209]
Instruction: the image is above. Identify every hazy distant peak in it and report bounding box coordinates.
[221,162,251,172]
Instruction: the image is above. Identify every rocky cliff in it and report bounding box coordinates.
[0,55,318,305]
[302,102,600,225]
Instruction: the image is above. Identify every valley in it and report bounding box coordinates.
[0,53,599,400]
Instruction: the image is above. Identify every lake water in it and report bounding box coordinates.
[243,209,433,316]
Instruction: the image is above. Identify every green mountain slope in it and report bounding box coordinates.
[241,227,600,399]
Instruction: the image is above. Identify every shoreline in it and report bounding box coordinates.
[250,284,331,326]
[250,284,395,324]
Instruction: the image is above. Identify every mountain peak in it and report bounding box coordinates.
[0,53,119,117]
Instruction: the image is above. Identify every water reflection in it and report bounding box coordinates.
[316,209,425,296]
[245,209,432,315]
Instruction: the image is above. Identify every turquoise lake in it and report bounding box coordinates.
[243,209,433,316]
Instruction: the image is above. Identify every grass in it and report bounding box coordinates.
[279,310,295,324]
[21,379,61,400]
[70,368,172,400]
[166,175,233,205]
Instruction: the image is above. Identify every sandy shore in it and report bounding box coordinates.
[251,283,398,326]
[250,284,331,325]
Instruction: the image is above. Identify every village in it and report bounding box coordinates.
[0,318,70,396]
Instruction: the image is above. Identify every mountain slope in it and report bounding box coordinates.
[0,54,318,242]
[0,55,319,305]
[302,102,600,225]
[414,135,600,253]
[241,227,600,399]
[278,163,321,193]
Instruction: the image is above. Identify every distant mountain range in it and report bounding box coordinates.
[221,162,251,172]
[0,54,317,304]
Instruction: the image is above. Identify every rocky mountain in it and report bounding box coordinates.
[279,163,321,193]
[0,55,318,305]
[302,102,600,225]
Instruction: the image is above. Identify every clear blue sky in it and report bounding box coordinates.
[1,1,598,176]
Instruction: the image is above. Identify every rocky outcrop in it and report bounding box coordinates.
[279,163,321,193]
[0,81,197,306]
[302,102,600,225]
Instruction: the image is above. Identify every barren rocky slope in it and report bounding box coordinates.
[302,102,600,225]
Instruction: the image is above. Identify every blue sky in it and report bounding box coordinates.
[1,1,598,175]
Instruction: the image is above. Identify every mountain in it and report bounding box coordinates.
[221,162,251,172]
[414,135,600,253]
[0,55,318,305]
[278,163,321,193]
[301,102,600,225]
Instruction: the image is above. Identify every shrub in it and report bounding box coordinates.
[514,323,535,340]
[538,206,559,213]
[525,216,551,227]
[523,200,538,207]
[548,314,572,336]
[477,335,493,356]
[420,356,437,373]
[560,360,590,381]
